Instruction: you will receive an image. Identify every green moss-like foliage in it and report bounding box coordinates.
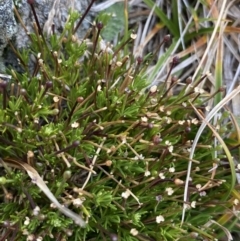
[0,9,238,241]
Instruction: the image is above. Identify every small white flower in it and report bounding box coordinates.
[166,117,172,124]
[150,85,157,93]
[233,199,239,205]
[165,140,171,146]
[130,228,138,236]
[97,85,102,91]
[165,140,173,152]
[156,215,165,223]
[53,96,59,102]
[191,118,199,125]
[36,237,43,241]
[50,203,57,209]
[139,154,144,160]
[174,178,184,185]
[73,198,83,207]
[166,187,174,196]
[130,33,137,39]
[155,195,162,202]
[166,111,171,115]
[24,217,30,226]
[168,146,173,153]
[32,206,40,216]
[22,229,29,235]
[144,170,151,177]
[178,120,185,125]
[141,116,148,122]
[53,51,58,57]
[187,148,192,153]
[34,118,39,124]
[121,137,127,144]
[199,191,206,197]
[151,98,157,105]
[134,154,144,160]
[194,87,204,94]
[121,189,131,199]
[169,167,175,173]
[71,122,79,128]
[65,229,73,237]
[205,106,211,111]
[27,234,35,241]
[182,102,187,107]
[191,201,196,208]
[194,87,199,93]
[17,127,22,133]
[159,106,165,112]
[196,184,202,190]
[237,164,240,170]
[195,166,200,171]
[159,173,165,179]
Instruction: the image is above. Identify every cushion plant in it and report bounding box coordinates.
[0,1,239,240]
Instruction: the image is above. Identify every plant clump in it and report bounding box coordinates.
[0,3,239,241]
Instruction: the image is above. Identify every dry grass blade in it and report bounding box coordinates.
[133,0,161,57]
[204,220,233,241]
[43,0,61,36]
[177,0,185,49]
[181,84,240,224]
[187,0,228,87]
[217,189,240,226]
[91,0,130,12]
[149,1,202,84]
[0,158,86,227]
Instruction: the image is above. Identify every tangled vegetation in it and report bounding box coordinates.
[0,1,240,240]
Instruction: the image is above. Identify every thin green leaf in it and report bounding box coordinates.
[146,38,177,84]
[182,86,240,224]
[143,0,179,37]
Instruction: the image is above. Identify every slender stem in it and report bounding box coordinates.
[73,0,96,34]
[29,3,43,37]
